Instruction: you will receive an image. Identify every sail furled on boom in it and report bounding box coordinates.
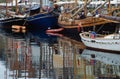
[100,14,120,22]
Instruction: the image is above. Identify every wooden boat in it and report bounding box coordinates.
[26,0,60,30]
[78,7,120,28]
[58,0,114,29]
[78,16,114,28]
[0,0,27,28]
[26,12,59,30]
[0,17,25,27]
[58,0,92,29]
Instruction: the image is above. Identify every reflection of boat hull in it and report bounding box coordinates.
[26,13,58,30]
[46,32,63,37]
[81,49,120,65]
[80,32,120,52]
[29,30,57,44]
[46,28,64,33]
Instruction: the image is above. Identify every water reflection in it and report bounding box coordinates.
[0,29,58,79]
[0,29,120,79]
[81,49,120,79]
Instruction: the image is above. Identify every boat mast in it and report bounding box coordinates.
[108,0,111,15]
[15,0,18,14]
[75,0,78,6]
[71,0,91,18]
[40,0,42,12]
[91,0,109,14]
[5,0,8,16]
[84,0,87,16]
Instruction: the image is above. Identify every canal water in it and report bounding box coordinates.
[0,27,120,79]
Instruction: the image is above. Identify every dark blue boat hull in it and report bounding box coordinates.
[26,13,58,30]
[0,18,25,29]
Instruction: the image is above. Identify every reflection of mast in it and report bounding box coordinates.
[39,43,42,79]
[12,41,20,79]
[38,42,55,78]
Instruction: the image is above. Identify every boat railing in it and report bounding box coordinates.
[83,32,105,38]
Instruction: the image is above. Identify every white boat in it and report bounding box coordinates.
[80,31,120,52]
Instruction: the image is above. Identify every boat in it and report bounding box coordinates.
[58,0,92,29]
[26,12,59,30]
[79,22,120,52]
[0,0,27,28]
[26,0,60,30]
[0,17,25,27]
[58,0,116,29]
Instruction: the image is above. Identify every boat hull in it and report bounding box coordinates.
[80,32,120,52]
[26,13,58,30]
[0,17,25,29]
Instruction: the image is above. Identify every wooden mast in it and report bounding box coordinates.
[5,0,8,16]
[91,0,109,14]
[15,0,18,14]
[40,0,42,12]
[75,0,78,6]
[84,0,87,16]
[71,0,91,18]
[108,0,111,15]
